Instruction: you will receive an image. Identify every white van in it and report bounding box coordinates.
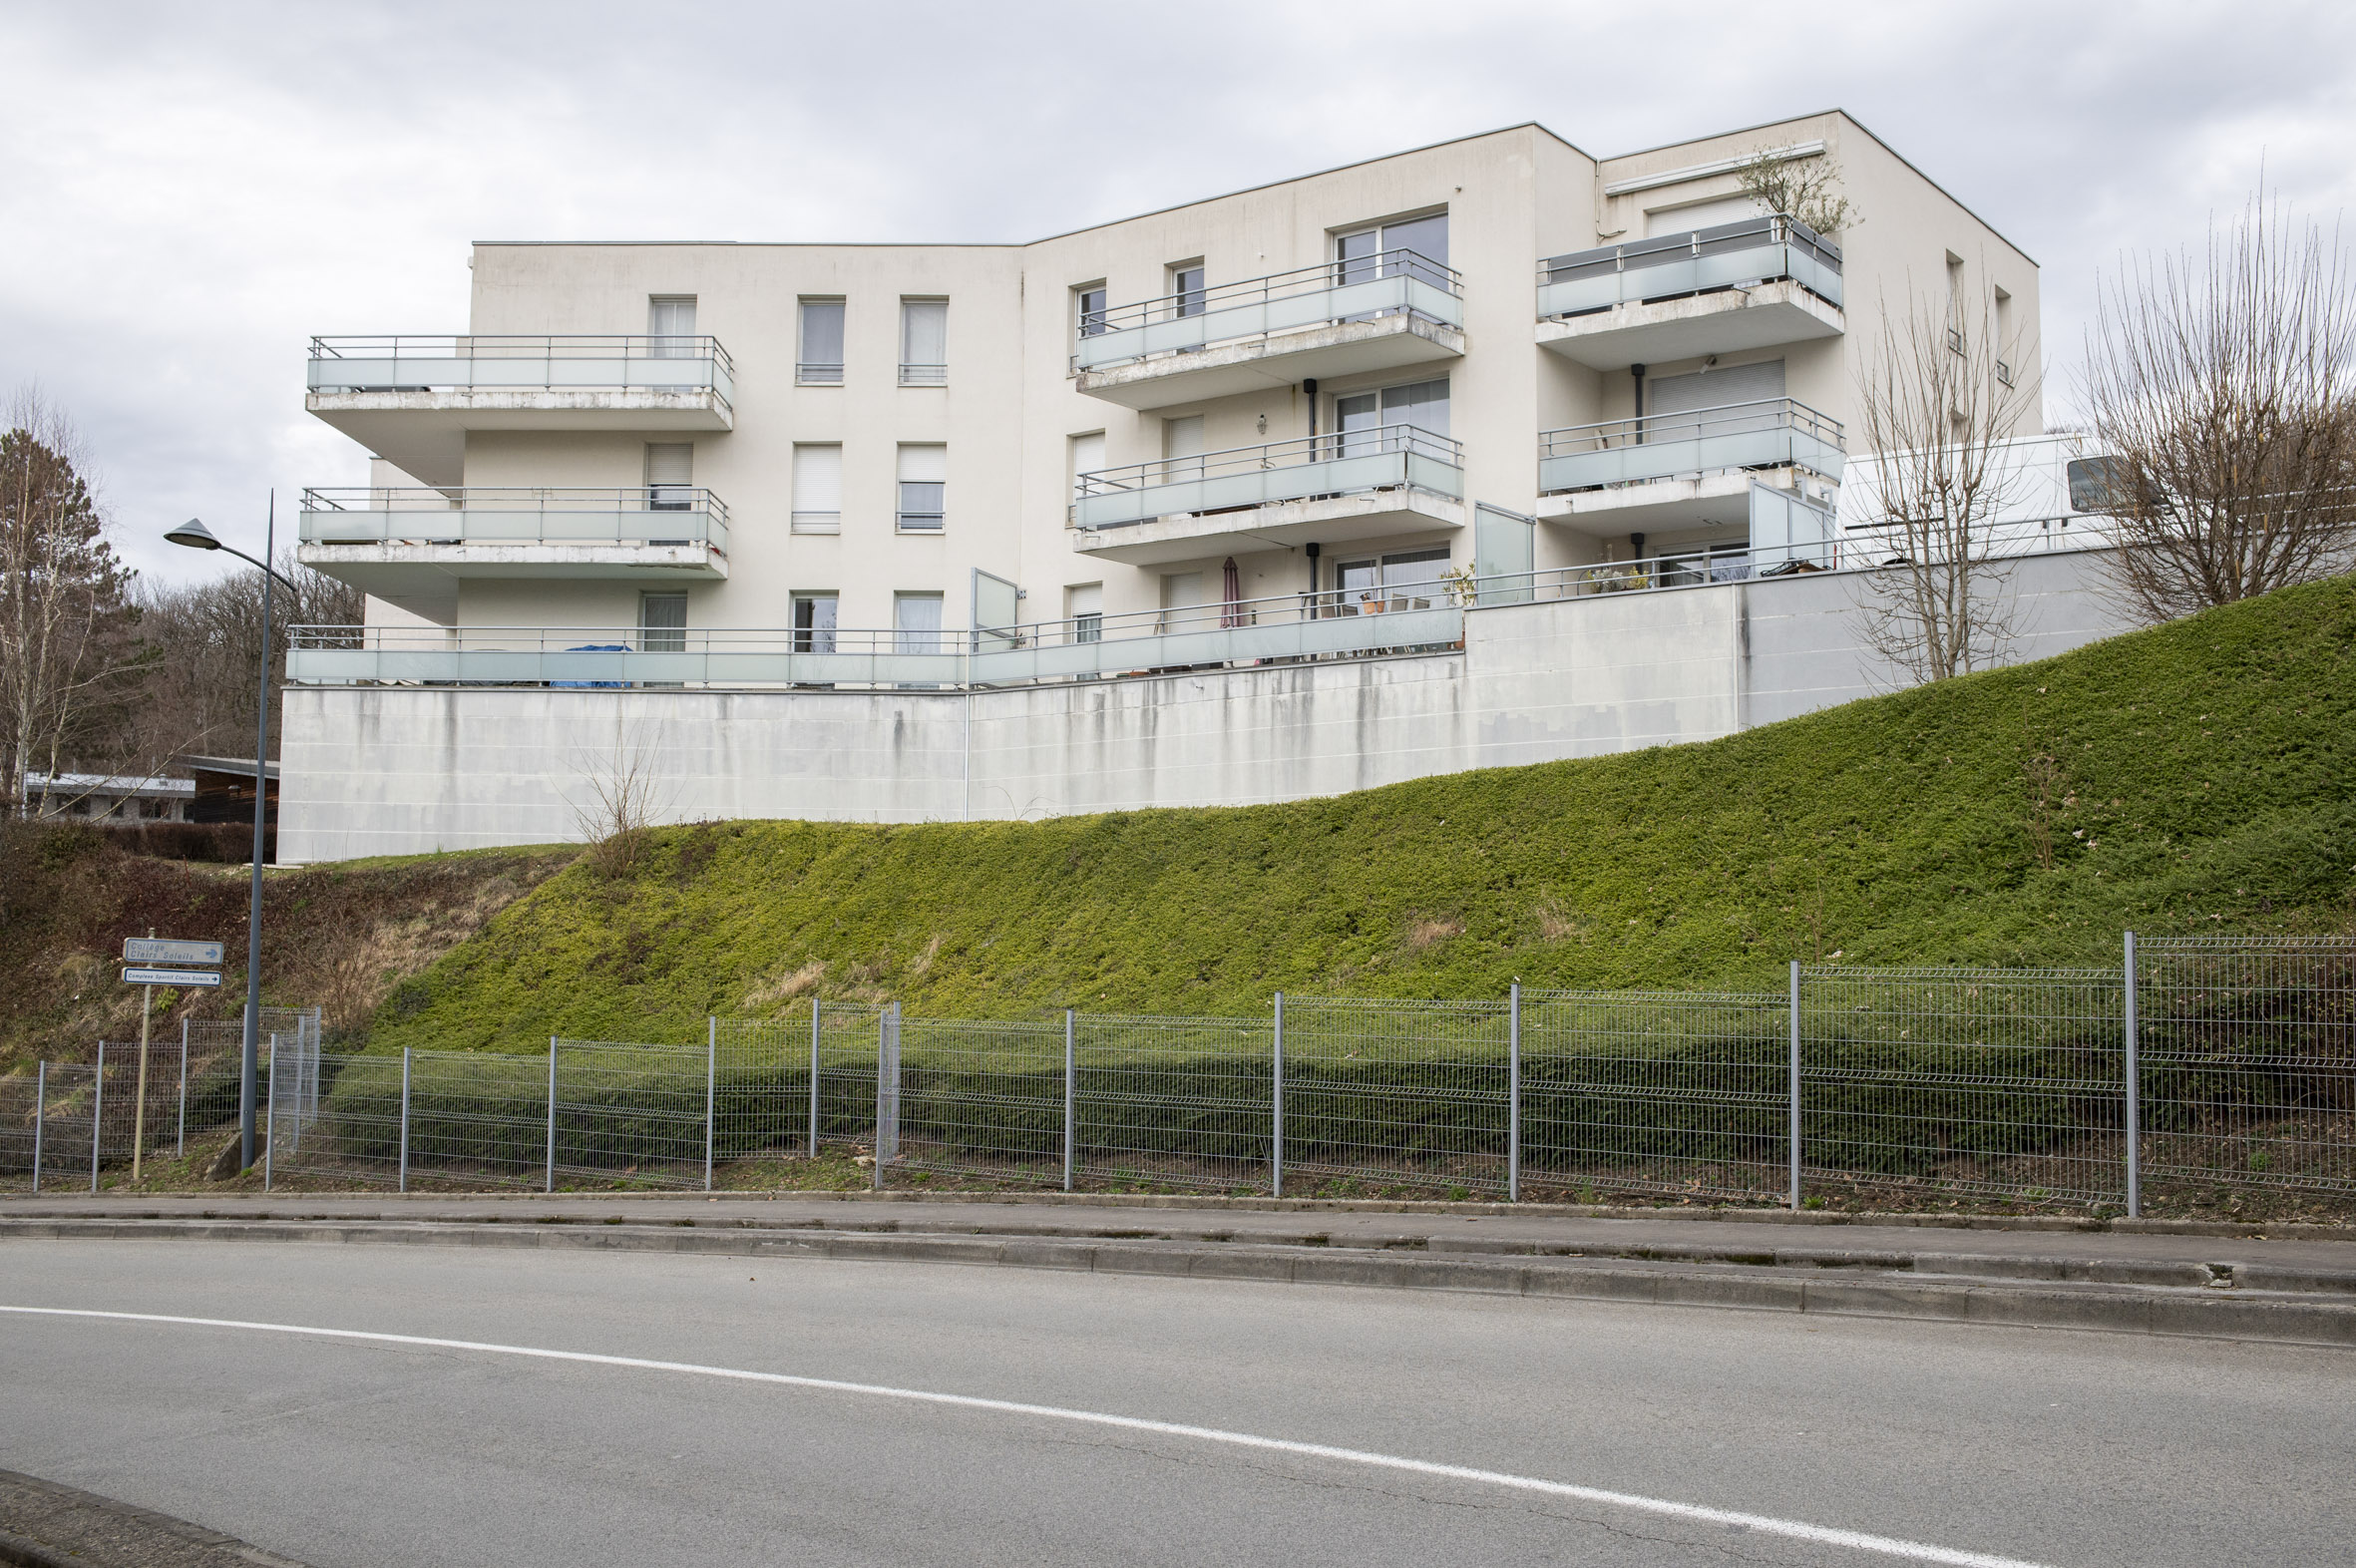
[1833,432,2125,564]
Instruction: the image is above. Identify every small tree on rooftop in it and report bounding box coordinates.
[2077,193,2356,623]
[1734,148,1858,236]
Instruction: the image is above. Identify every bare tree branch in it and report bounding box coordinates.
[2078,193,2356,622]
[1847,278,2043,682]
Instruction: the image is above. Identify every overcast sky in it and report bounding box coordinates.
[4,0,2350,587]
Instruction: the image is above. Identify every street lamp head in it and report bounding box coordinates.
[165,518,221,551]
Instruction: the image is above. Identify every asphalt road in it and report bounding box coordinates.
[0,1239,2347,1567]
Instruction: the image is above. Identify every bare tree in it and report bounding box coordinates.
[121,553,362,767]
[2079,195,2356,622]
[0,389,146,816]
[1734,147,1858,236]
[1848,283,2043,682]
[570,727,677,878]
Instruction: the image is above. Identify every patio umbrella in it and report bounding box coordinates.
[1221,557,1243,626]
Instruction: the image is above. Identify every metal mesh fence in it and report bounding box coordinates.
[890,1016,1066,1186]
[182,1008,319,1153]
[0,1072,36,1191]
[1797,967,2126,1206]
[1520,988,1788,1203]
[1277,997,1512,1196]
[400,1048,550,1188]
[266,1046,403,1187]
[551,1039,710,1189]
[2138,937,2356,1200]
[712,1001,881,1162]
[1074,1012,1274,1193]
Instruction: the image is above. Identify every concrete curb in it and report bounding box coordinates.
[0,1467,311,1568]
[12,1216,2355,1351]
[13,1188,2353,1239]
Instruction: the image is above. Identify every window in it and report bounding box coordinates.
[2067,457,2131,515]
[1334,377,1448,456]
[792,445,842,534]
[1158,570,1204,632]
[1076,284,1108,339]
[900,299,947,385]
[1335,212,1448,288]
[1335,548,1450,614]
[644,443,693,512]
[647,295,697,357]
[798,298,845,384]
[893,591,945,654]
[1643,361,1784,443]
[637,591,688,651]
[1068,431,1106,523]
[1066,583,1103,644]
[1161,415,1205,482]
[791,592,839,654]
[897,444,946,531]
[1167,263,1206,319]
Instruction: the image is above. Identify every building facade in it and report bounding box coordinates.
[285,113,2119,862]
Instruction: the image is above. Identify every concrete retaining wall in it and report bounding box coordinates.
[280,551,2132,861]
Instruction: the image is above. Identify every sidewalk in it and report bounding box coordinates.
[7,1190,2356,1349]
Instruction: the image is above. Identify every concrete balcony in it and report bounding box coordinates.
[305,336,736,487]
[1074,252,1463,411]
[1535,398,1843,535]
[296,487,729,610]
[1071,428,1466,566]
[1535,215,1842,370]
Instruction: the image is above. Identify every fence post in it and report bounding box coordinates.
[91,1041,106,1194]
[873,1003,899,1192]
[704,1016,717,1193]
[1062,1008,1076,1194]
[2124,931,2141,1219]
[32,1062,45,1193]
[399,1047,411,1194]
[808,996,822,1159]
[1787,960,1802,1212]
[1272,991,1286,1200]
[1507,981,1522,1204]
[176,1017,189,1159]
[545,1036,558,1194]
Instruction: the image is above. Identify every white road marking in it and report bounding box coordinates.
[1,1305,2055,1568]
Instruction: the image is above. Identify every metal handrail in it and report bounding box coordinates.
[1538,213,1841,286]
[300,487,732,523]
[308,335,737,374]
[1539,397,1843,458]
[1078,425,1462,497]
[1089,248,1461,333]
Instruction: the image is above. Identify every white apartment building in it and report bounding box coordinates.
[284,113,2129,861]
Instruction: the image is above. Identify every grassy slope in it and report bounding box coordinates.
[371,578,2356,1053]
[0,836,574,1070]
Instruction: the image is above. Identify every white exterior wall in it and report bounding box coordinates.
[280,553,2134,861]
[289,114,2086,863]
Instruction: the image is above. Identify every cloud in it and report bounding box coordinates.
[2,0,2350,585]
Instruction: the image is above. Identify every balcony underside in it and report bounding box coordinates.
[1533,470,1814,537]
[1536,280,1842,370]
[1075,315,1463,411]
[299,543,726,615]
[305,390,734,488]
[1073,489,1466,566]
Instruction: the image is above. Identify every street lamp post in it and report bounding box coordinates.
[166,495,296,1173]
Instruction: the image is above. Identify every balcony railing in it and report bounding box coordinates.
[287,584,1467,692]
[307,335,736,405]
[1538,397,1844,494]
[1075,249,1462,372]
[298,488,729,554]
[284,522,2115,693]
[1537,214,1842,319]
[1074,426,1463,531]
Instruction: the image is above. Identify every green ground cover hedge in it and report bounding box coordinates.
[367,576,2356,1053]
